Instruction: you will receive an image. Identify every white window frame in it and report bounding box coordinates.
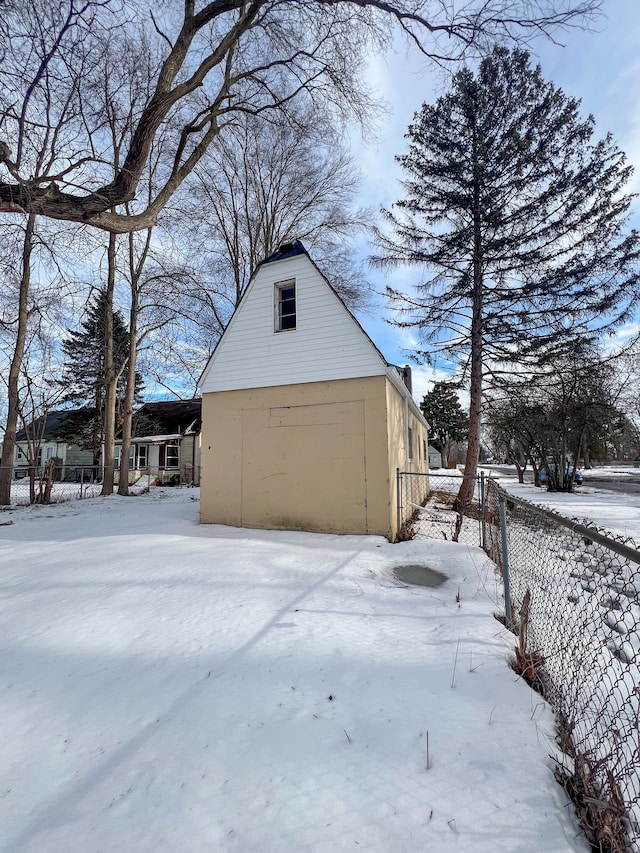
[274,279,296,332]
[137,445,148,470]
[115,445,135,470]
[165,444,179,469]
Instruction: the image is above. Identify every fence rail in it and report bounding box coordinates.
[0,465,201,507]
[1,465,104,506]
[398,469,640,852]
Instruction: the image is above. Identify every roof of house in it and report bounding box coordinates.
[130,400,202,440]
[199,241,428,429]
[259,239,306,266]
[15,408,95,443]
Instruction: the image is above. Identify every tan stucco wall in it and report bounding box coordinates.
[385,381,429,538]
[201,377,394,536]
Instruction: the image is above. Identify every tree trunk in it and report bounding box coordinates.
[43,459,55,504]
[117,225,151,494]
[456,130,483,511]
[514,460,525,483]
[101,233,117,496]
[117,290,139,496]
[532,459,540,487]
[29,464,38,505]
[92,379,103,470]
[457,294,483,509]
[0,214,35,505]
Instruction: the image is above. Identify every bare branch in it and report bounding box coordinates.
[0,0,601,231]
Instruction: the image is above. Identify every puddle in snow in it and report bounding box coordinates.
[393,564,448,588]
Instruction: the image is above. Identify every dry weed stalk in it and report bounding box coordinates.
[513,589,544,689]
[553,749,630,853]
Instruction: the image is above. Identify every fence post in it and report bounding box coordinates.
[396,468,402,534]
[480,471,486,549]
[80,469,85,498]
[498,494,512,628]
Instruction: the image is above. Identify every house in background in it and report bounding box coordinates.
[115,399,202,485]
[14,408,96,479]
[199,241,429,540]
[428,444,442,469]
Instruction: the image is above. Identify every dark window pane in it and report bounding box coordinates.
[276,282,296,331]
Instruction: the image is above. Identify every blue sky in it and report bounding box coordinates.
[355,0,640,403]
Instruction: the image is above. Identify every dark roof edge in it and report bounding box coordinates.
[258,239,307,267]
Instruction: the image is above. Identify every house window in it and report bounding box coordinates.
[275,279,296,332]
[408,427,413,460]
[137,445,147,469]
[115,446,135,470]
[423,439,427,461]
[165,444,179,468]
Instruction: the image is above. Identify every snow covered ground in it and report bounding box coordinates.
[0,489,587,853]
[483,468,640,542]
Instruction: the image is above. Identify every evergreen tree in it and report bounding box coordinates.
[377,47,640,509]
[420,382,468,468]
[59,290,142,466]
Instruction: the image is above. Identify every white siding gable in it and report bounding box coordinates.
[199,252,388,393]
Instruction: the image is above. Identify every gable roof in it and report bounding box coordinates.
[199,242,391,392]
[199,242,427,427]
[128,400,202,440]
[15,408,95,443]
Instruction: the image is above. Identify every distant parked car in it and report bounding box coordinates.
[539,466,582,486]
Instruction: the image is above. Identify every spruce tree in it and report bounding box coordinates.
[377,47,640,509]
[420,382,469,468]
[59,290,142,466]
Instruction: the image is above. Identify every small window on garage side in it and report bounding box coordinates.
[275,279,296,332]
[408,426,413,460]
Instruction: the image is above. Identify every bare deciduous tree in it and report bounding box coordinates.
[486,343,640,489]
[116,226,187,494]
[0,0,101,503]
[0,1,600,233]
[0,214,37,504]
[0,215,77,503]
[178,107,369,343]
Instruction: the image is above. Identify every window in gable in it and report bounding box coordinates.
[275,279,296,332]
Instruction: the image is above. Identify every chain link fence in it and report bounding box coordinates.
[2,465,103,506]
[1,465,201,507]
[398,470,640,852]
[396,470,484,546]
[483,479,640,853]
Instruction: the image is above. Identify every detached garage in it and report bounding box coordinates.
[198,241,429,540]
